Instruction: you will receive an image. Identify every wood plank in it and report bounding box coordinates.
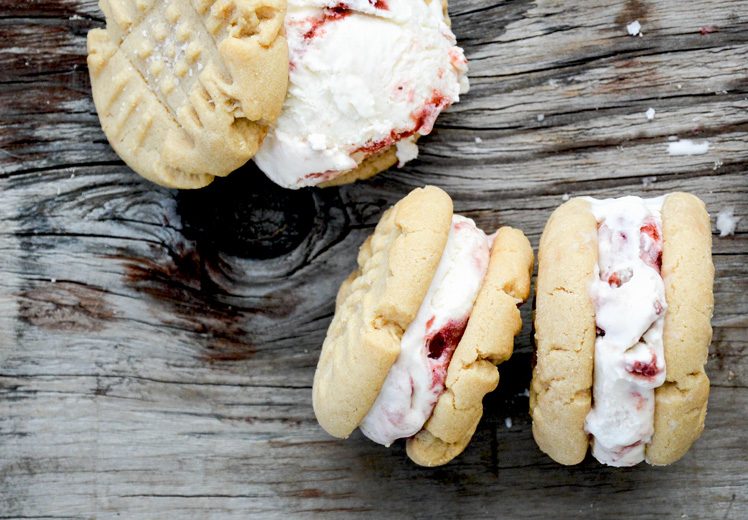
[1,0,747,517]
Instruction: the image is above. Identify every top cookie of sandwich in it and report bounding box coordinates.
[406,226,534,466]
[313,186,453,438]
[88,0,289,189]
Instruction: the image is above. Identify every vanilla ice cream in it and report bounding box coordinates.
[359,215,490,446]
[254,0,469,188]
[584,196,667,466]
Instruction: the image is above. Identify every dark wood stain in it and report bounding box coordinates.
[492,353,533,413]
[117,250,258,363]
[285,488,355,499]
[17,281,114,332]
[294,488,324,498]
[614,0,650,26]
[176,163,318,260]
[199,338,257,364]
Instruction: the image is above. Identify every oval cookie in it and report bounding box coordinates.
[407,226,534,466]
[312,186,453,438]
[646,193,713,465]
[530,198,598,465]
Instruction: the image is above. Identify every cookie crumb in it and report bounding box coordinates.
[645,107,655,121]
[504,417,513,429]
[562,193,570,202]
[395,139,419,167]
[667,139,709,156]
[537,113,545,122]
[716,207,740,237]
[713,159,723,170]
[474,136,482,144]
[626,20,642,36]
[521,388,530,397]
[641,176,657,187]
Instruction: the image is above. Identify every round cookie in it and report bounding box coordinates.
[647,193,713,465]
[312,186,453,438]
[88,0,289,189]
[530,197,597,466]
[531,193,714,466]
[407,226,534,466]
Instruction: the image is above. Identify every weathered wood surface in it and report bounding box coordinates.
[1,0,747,517]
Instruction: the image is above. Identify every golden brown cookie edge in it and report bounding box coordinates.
[312,186,453,437]
[405,226,534,466]
[530,198,597,465]
[647,192,714,465]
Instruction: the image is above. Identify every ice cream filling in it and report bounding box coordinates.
[253,0,469,189]
[359,215,490,446]
[584,196,667,466]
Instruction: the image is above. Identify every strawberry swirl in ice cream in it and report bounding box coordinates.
[584,196,667,466]
[359,215,490,446]
[253,0,469,188]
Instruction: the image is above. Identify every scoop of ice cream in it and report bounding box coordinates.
[359,215,489,446]
[254,0,469,188]
[584,196,667,467]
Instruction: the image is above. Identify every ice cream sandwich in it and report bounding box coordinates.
[254,0,469,189]
[530,192,714,466]
[312,186,533,466]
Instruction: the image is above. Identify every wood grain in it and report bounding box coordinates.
[1,0,747,517]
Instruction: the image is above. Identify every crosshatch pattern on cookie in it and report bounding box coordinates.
[88,0,288,188]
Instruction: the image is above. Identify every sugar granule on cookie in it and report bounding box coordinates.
[87,0,289,188]
[312,185,534,466]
